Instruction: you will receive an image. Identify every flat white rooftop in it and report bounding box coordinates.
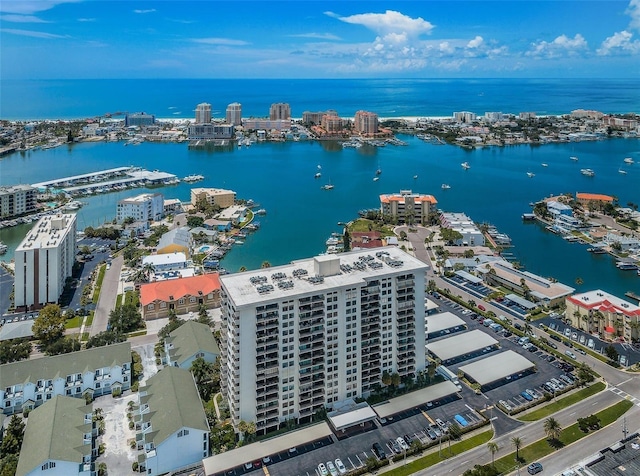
[142,252,187,267]
[202,422,332,475]
[220,248,428,307]
[426,329,498,361]
[458,350,535,386]
[373,381,460,419]
[426,312,466,334]
[16,213,75,252]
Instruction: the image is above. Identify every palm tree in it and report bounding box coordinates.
[238,266,247,272]
[511,436,523,461]
[487,441,499,466]
[261,261,271,269]
[544,417,562,442]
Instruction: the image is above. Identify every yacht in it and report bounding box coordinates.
[624,157,634,164]
[441,184,451,190]
[63,200,84,211]
[617,261,638,270]
[315,172,322,178]
[541,163,548,167]
[527,172,535,178]
[373,177,379,182]
[413,175,418,179]
[0,242,7,255]
[461,162,471,169]
[580,168,595,177]
[619,168,627,174]
[570,156,579,161]
[321,184,334,190]
[376,168,382,175]
[183,174,204,182]
[255,209,267,215]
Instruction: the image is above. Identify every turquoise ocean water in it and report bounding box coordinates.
[1,136,639,297]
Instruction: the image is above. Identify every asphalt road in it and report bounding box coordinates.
[90,254,123,335]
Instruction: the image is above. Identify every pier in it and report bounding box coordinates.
[32,167,178,197]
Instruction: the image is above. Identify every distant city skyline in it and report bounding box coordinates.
[1,0,639,79]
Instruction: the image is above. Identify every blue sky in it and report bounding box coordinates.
[1,0,639,79]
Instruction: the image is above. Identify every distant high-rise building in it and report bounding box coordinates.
[269,103,291,120]
[226,103,242,126]
[354,110,379,135]
[302,110,338,125]
[116,192,165,223]
[195,103,212,124]
[0,184,37,218]
[14,213,77,310]
[125,112,155,127]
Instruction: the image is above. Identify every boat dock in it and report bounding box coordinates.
[32,167,178,197]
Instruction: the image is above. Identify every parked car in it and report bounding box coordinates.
[521,391,533,401]
[371,442,386,460]
[396,437,409,451]
[430,425,442,438]
[478,304,486,311]
[388,439,402,454]
[334,458,347,475]
[403,434,413,445]
[564,328,571,337]
[425,427,437,440]
[326,461,339,476]
[435,418,446,429]
[587,338,595,349]
[550,334,562,342]
[579,335,586,344]
[318,463,329,476]
[527,462,543,474]
[565,350,576,359]
[526,388,539,399]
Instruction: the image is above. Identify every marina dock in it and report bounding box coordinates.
[32,167,179,197]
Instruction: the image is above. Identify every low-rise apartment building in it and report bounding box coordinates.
[16,396,97,476]
[139,273,221,320]
[380,190,438,225]
[566,290,640,342]
[0,184,37,218]
[191,188,236,209]
[0,342,131,415]
[135,367,210,476]
[164,320,220,369]
[116,192,164,223]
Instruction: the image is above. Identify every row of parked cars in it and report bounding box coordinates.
[371,418,449,460]
[317,459,347,476]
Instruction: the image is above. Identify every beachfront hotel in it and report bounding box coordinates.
[269,102,291,120]
[195,102,212,124]
[124,112,155,127]
[379,190,438,225]
[0,184,37,219]
[116,192,164,223]
[566,290,640,342]
[354,110,379,135]
[219,248,427,435]
[14,213,76,310]
[226,102,242,126]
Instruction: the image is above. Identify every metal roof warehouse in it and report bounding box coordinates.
[458,350,535,386]
[426,330,498,362]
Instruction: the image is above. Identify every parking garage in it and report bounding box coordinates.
[426,330,499,364]
[373,381,461,420]
[426,312,467,339]
[458,350,535,389]
[202,422,333,476]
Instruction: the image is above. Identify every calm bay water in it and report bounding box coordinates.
[1,136,639,298]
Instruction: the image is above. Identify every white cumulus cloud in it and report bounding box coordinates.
[133,9,156,14]
[627,0,640,31]
[0,14,49,23]
[597,30,640,55]
[0,28,68,39]
[467,36,483,49]
[527,34,588,58]
[328,10,434,38]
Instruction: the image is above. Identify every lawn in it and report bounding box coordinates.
[92,264,107,304]
[349,218,395,237]
[518,382,606,421]
[65,315,83,329]
[494,400,633,473]
[383,430,494,476]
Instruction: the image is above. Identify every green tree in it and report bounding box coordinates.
[86,330,126,349]
[32,304,66,346]
[196,305,212,325]
[544,417,562,442]
[44,336,81,356]
[190,357,218,401]
[108,303,144,334]
[511,436,523,462]
[157,317,185,344]
[486,441,499,466]
[187,215,205,228]
[0,454,19,476]
[0,339,32,364]
[0,415,25,456]
[342,229,351,252]
[605,345,619,362]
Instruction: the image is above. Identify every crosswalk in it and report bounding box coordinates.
[609,386,640,407]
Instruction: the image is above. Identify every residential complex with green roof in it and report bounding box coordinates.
[164,320,220,369]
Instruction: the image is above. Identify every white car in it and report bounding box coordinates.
[318,463,329,476]
[396,436,409,451]
[326,461,339,476]
[334,458,347,475]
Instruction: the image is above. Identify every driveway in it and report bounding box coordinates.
[94,391,137,476]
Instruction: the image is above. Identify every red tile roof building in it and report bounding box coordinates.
[380,190,438,225]
[139,273,221,320]
[566,290,640,342]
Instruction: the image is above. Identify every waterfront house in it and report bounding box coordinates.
[135,367,210,476]
[602,232,640,252]
[203,218,232,233]
[16,396,97,476]
[156,226,192,257]
[142,252,188,274]
[566,290,640,342]
[164,320,220,369]
[0,342,131,415]
[139,273,221,320]
[575,192,614,209]
[546,200,573,217]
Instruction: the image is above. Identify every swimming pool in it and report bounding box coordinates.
[198,245,212,253]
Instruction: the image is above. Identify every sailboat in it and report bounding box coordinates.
[527,172,535,178]
[619,168,627,174]
[461,162,471,169]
